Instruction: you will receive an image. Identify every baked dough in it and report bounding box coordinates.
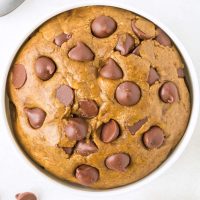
[7,6,190,189]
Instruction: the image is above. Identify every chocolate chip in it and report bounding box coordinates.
[156,28,172,47]
[76,140,98,156]
[115,81,141,106]
[15,192,37,200]
[25,108,46,129]
[68,42,94,61]
[75,164,99,186]
[91,16,117,38]
[56,85,74,106]
[62,147,73,155]
[132,45,141,56]
[115,33,135,56]
[99,58,123,79]
[132,19,151,40]
[159,81,179,103]
[54,33,72,47]
[78,100,98,118]
[177,68,185,78]
[100,120,120,143]
[148,68,159,85]
[105,153,130,171]
[143,126,164,149]
[128,117,148,135]
[65,118,88,141]
[35,56,56,81]
[12,64,27,89]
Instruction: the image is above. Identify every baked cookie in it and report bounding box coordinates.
[7,6,190,189]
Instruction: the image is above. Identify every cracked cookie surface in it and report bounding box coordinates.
[7,6,190,189]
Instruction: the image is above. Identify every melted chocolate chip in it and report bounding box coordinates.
[15,192,37,200]
[62,147,73,155]
[65,118,88,141]
[76,140,98,156]
[159,81,179,103]
[68,42,94,61]
[115,81,141,106]
[105,153,130,171]
[132,19,151,40]
[78,99,99,118]
[25,108,46,129]
[99,58,123,79]
[143,126,164,149]
[100,120,120,143]
[132,45,141,56]
[91,16,117,38]
[75,164,99,186]
[177,68,185,78]
[156,28,172,47]
[148,68,159,85]
[12,64,27,89]
[128,117,148,135]
[54,33,72,46]
[115,33,135,56]
[35,57,56,81]
[56,85,74,106]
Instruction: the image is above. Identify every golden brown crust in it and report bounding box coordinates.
[7,6,190,189]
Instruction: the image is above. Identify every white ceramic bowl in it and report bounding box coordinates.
[1,0,199,196]
[0,0,25,16]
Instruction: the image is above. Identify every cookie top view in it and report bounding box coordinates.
[7,6,190,189]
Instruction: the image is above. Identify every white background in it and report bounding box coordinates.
[0,0,200,199]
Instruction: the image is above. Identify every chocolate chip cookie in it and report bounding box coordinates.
[7,6,190,189]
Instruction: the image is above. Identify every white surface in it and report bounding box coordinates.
[0,0,200,199]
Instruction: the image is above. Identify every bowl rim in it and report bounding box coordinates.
[1,0,199,196]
